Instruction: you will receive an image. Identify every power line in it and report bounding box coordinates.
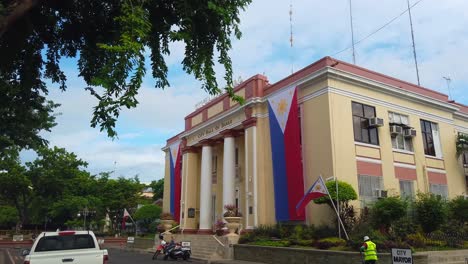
[332,0,424,57]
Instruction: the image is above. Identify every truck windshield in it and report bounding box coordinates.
[35,234,95,252]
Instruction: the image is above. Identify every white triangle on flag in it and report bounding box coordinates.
[123,208,130,217]
[267,86,295,133]
[169,140,181,166]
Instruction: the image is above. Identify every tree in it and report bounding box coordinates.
[415,193,448,233]
[314,180,358,230]
[0,148,33,228]
[134,204,162,231]
[149,178,164,201]
[0,206,19,227]
[0,0,252,140]
[369,197,408,233]
[448,196,468,225]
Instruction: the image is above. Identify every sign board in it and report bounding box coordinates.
[13,235,23,241]
[188,208,195,218]
[127,236,135,244]
[181,241,191,250]
[391,248,412,264]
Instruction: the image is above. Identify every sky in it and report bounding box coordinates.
[22,0,468,183]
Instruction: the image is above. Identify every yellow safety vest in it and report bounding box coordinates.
[364,241,378,261]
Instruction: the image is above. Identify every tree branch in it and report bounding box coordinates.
[0,0,41,38]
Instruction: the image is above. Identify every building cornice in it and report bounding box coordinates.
[327,67,459,113]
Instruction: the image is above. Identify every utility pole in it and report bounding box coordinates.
[289,0,294,74]
[407,0,420,86]
[443,77,452,100]
[349,0,356,64]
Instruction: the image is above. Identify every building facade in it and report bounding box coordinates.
[162,57,468,232]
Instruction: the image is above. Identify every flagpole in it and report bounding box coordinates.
[320,176,349,240]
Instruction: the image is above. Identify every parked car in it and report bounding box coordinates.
[22,230,108,264]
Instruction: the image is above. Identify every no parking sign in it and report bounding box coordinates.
[391,248,412,264]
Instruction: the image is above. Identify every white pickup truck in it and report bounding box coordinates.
[22,230,109,264]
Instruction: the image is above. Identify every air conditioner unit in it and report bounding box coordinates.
[464,195,468,200]
[375,189,388,198]
[368,117,384,127]
[403,128,417,138]
[390,125,403,136]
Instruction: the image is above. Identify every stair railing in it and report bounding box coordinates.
[162,225,180,235]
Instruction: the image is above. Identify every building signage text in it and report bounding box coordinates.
[196,119,233,139]
[391,248,412,264]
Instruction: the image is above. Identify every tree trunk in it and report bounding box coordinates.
[0,0,41,38]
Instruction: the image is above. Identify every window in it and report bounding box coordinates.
[235,147,239,167]
[212,156,217,184]
[358,175,383,205]
[399,180,414,199]
[389,112,413,151]
[35,234,95,252]
[420,120,442,157]
[352,102,379,145]
[429,183,448,198]
[463,152,468,167]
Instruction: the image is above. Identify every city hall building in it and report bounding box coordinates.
[162,57,468,233]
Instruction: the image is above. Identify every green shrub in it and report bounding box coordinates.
[370,197,408,232]
[292,239,314,247]
[239,232,255,244]
[406,233,426,248]
[315,237,346,249]
[250,240,291,247]
[389,217,417,240]
[414,193,448,233]
[448,196,468,225]
[314,225,336,239]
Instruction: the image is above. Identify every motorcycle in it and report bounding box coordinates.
[152,243,165,260]
[162,241,191,261]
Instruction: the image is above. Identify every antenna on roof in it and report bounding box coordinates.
[407,0,421,86]
[349,0,356,64]
[289,0,294,74]
[443,76,452,100]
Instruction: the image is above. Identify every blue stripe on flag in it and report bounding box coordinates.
[169,155,175,215]
[268,103,290,221]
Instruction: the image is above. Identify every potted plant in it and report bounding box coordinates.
[160,212,174,234]
[215,219,226,236]
[223,204,242,236]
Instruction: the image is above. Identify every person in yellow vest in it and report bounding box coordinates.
[360,236,378,264]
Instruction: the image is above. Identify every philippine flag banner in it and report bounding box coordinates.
[295,176,329,216]
[122,208,130,229]
[267,85,305,221]
[169,140,182,222]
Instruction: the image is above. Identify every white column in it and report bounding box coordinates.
[222,135,236,212]
[199,144,213,230]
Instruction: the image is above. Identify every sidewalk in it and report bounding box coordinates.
[105,245,265,264]
[209,260,265,264]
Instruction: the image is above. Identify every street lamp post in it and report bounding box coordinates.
[77,207,96,230]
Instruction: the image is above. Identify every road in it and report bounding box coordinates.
[0,246,205,264]
[107,248,205,264]
[0,247,24,264]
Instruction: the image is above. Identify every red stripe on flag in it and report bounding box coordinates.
[284,88,305,221]
[174,146,182,223]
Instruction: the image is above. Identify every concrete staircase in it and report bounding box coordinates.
[168,234,230,261]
